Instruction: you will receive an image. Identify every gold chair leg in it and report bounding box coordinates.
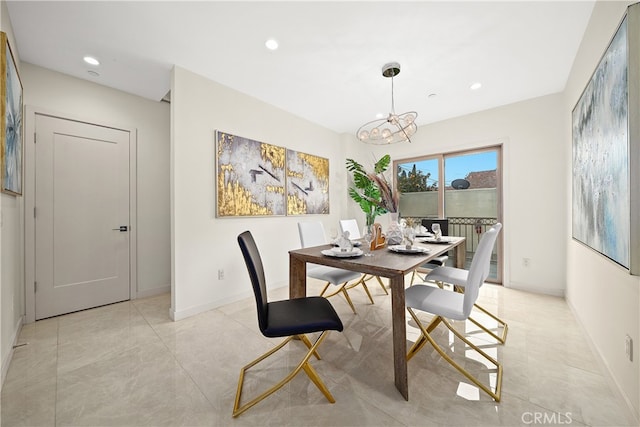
[407,333,428,361]
[320,282,358,314]
[319,282,330,297]
[302,362,335,403]
[406,315,442,361]
[452,285,508,344]
[470,303,509,344]
[340,287,357,314]
[375,276,388,295]
[406,308,502,402]
[360,282,375,305]
[345,276,364,290]
[346,276,378,303]
[410,270,427,286]
[233,332,335,417]
[299,333,322,360]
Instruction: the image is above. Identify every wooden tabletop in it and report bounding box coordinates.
[289,236,465,278]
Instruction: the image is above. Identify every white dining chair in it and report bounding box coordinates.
[424,223,507,343]
[405,224,503,401]
[408,218,449,285]
[408,255,449,286]
[339,219,388,295]
[298,222,373,314]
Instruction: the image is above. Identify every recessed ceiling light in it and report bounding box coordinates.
[87,70,100,77]
[470,82,482,90]
[83,56,100,66]
[428,93,437,98]
[265,39,279,50]
[375,113,385,119]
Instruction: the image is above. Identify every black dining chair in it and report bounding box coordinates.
[421,218,449,236]
[233,231,344,417]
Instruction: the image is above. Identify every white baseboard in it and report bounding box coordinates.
[169,289,255,321]
[566,299,640,425]
[506,281,565,297]
[168,280,288,321]
[1,315,24,390]
[136,285,170,299]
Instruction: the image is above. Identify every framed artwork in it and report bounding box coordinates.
[572,14,631,270]
[1,32,23,196]
[216,131,285,217]
[286,149,329,215]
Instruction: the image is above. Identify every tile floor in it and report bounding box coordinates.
[1,278,635,426]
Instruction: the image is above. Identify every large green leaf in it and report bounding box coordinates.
[346,155,391,218]
[374,154,391,174]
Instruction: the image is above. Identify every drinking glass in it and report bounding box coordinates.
[329,227,338,244]
[404,227,415,248]
[362,225,374,256]
[432,223,442,240]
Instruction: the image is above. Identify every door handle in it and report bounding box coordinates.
[112,226,128,232]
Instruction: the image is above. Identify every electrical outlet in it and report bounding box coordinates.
[218,269,224,280]
[625,335,633,361]
[523,257,530,267]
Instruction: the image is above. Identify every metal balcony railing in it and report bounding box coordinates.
[416,216,499,280]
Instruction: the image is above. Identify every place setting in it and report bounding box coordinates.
[329,228,362,247]
[415,223,452,243]
[387,244,430,254]
[323,229,365,257]
[387,227,431,254]
[321,246,364,258]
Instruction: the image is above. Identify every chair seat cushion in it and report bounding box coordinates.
[426,266,469,286]
[307,265,361,286]
[405,284,466,321]
[264,296,344,338]
[422,255,448,267]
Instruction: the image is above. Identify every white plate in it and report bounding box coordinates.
[415,237,434,243]
[332,240,362,247]
[321,248,364,258]
[388,245,431,254]
[421,238,452,244]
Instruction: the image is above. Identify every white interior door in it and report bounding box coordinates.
[35,114,131,319]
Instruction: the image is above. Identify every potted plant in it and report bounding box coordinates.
[345,154,399,226]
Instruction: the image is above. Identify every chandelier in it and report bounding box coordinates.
[356,62,418,144]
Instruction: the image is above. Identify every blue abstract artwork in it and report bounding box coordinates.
[572,17,629,268]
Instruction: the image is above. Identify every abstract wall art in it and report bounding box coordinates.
[1,32,23,196]
[216,131,286,217]
[572,16,629,269]
[286,149,329,215]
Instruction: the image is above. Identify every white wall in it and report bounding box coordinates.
[0,0,24,385]
[20,63,171,300]
[564,0,639,419]
[353,93,567,296]
[170,66,350,319]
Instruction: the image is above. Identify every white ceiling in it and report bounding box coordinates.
[7,1,595,134]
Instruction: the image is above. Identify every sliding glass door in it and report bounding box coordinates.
[395,146,502,283]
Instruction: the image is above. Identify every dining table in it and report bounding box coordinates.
[288,236,466,401]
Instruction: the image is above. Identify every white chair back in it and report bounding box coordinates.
[339,219,361,239]
[463,223,502,317]
[298,222,327,248]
